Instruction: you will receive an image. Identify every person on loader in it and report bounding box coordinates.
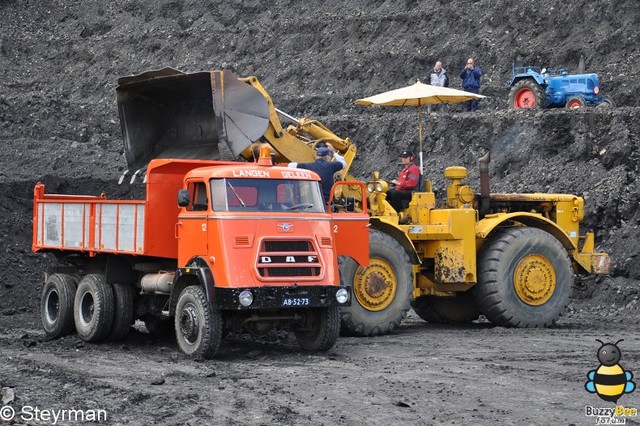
[386,150,421,212]
[288,143,346,205]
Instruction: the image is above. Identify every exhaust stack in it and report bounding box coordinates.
[478,152,491,216]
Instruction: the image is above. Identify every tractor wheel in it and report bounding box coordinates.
[509,79,546,109]
[295,307,340,352]
[41,273,78,338]
[339,229,413,336]
[597,96,616,109]
[175,286,222,359]
[566,96,586,109]
[74,274,114,342]
[107,283,134,341]
[411,293,480,324]
[473,227,572,328]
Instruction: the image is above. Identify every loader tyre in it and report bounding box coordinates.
[107,283,134,341]
[41,273,77,338]
[340,229,413,336]
[509,79,546,109]
[175,286,222,359]
[473,227,572,328]
[411,293,480,324]
[74,274,114,342]
[295,307,340,352]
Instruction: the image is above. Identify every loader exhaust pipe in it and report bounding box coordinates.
[478,152,490,216]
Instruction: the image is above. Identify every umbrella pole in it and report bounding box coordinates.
[418,106,424,175]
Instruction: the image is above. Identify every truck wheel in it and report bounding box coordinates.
[597,96,616,108]
[411,293,480,324]
[295,307,340,352]
[340,229,413,336]
[509,80,546,109]
[107,283,134,341]
[74,274,114,342]
[175,286,222,359]
[566,96,586,109]
[473,227,572,328]
[41,273,77,338]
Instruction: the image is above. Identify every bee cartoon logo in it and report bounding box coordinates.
[585,339,636,403]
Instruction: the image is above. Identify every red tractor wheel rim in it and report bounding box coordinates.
[568,99,582,109]
[514,88,536,108]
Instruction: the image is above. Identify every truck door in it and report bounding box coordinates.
[329,181,370,266]
[177,180,209,266]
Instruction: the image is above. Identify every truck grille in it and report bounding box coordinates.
[257,240,321,278]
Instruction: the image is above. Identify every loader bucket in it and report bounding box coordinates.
[116,68,269,170]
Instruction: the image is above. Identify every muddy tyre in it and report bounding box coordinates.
[566,95,586,109]
[597,96,616,109]
[41,273,77,338]
[74,274,114,342]
[295,307,340,352]
[411,293,480,324]
[108,283,134,341]
[340,229,413,336]
[175,286,222,359]
[509,79,546,109]
[473,228,572,328]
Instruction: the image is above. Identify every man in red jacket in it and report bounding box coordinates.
[386,150,421,212]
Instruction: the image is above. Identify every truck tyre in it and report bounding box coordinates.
[175,286,222,359]
[411,293,480,324]
[473,227,572,328]
[295,307,340,352]
[41,273,77,338]
[509,79,546,109]
[566,96,586,109]
[107,283,134,341]
[340,229,413,336]
[74,274,114,342]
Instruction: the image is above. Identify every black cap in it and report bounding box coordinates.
[401,150,414,157]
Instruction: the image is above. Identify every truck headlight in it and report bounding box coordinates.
[366,183,375,193]
[239,290,254,307]
[336,288,349,304]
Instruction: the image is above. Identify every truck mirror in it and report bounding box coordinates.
[177,189,190,207]
[345,197,355,212]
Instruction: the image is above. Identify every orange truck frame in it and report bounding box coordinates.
[33,150,369,358]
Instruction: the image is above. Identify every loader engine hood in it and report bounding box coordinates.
[116,68,269,170]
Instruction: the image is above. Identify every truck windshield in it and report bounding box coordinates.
[209,178,325,213]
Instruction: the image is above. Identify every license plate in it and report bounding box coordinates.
[282,297,310,307]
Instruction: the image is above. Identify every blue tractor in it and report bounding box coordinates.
[508,64,615,110]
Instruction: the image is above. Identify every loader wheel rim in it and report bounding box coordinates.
[513,254,556,306]
[514,88,536,108]
[45,289,60,324]
[353,257,397,312]
[179,303,200,345]
[78,291,95,327]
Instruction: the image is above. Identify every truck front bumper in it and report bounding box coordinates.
[213,285,351,310]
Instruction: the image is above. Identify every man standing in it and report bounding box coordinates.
[460,57,482,112]
[386,150,421,212]
[288,143,346,205]
[429,61,448,112]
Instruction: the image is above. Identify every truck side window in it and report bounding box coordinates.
[188,182,208,211]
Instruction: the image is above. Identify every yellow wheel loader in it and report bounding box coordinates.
[117,68,610,336]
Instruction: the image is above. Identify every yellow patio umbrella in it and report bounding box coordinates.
[355,81,486,174]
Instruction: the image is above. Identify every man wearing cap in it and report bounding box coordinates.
[288,143,346,205]
[386,150,421,212]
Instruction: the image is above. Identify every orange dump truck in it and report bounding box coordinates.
[33,151,369,358]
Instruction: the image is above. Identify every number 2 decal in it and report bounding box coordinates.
[201,223,207,232]
[333,224,338,233]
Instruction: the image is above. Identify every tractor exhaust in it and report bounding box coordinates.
[478,152,490,216]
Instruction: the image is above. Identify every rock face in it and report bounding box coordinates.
[0,0,638,314]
